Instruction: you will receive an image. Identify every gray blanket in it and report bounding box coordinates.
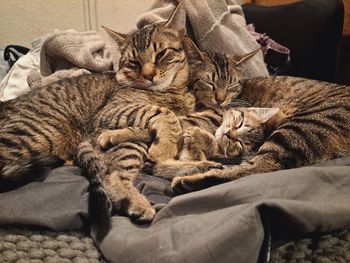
[1,158,350,263]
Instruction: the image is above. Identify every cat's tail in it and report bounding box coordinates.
[0,155,65,192]
[74,140,111,242]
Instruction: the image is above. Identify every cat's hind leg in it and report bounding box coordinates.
[152,159,224,180]
[104,171,155,222]
[171,152,281,194]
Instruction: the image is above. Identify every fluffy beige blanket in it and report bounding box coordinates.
[27,30,120,89]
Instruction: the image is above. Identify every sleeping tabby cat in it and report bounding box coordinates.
[171,76,350,193]
[0,3,197,238]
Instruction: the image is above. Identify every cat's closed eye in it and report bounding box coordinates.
[156,49,167,61]
[204,81,216,91]
[126,60,141,69]
[227,83,240,91]
[235,116,244,129]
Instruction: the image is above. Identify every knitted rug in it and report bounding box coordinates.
[0,227,105,263]
[0,226,349,262]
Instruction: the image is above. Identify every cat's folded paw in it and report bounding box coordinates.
[98,131,113,150]
[171,176,199,194]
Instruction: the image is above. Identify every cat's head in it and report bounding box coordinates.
[103,2,187,92]
[183,38,260,108]
[215,107,280,158]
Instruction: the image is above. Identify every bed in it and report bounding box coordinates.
[1,1,349,262]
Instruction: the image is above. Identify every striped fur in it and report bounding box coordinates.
[73,3,197,240]
[152,106,288,179]
[84,104,224,240]
[171,76,350,193]
[78,43,260,238]
[89,44,259,203]
[0,73,118,186]
[182,38,261,112]
[75,131,153,241]
[188,51,243,111]
[0,3,195,241]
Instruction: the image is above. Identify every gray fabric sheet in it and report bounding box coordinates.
[0,166,89,231]
[1,158,350,262]
[100,158,350,263]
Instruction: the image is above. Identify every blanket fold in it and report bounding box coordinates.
[27,29,121,90]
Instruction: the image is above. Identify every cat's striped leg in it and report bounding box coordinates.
[103,141,156,221]
[98,127,151,150]
[153,159,223,180]
[146,107,182,162]
[104,170,155,222]
[171,153,281,194]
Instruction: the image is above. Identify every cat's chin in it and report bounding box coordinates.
[132,80,169,92]
[149,81,170,92]
[215,127,225,142]
[116,78,153,90]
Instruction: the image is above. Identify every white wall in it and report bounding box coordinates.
[0,0,153,48]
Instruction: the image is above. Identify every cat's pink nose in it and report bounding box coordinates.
[142,63,156,81]
[225,130,237,140]
[215,92,226,105]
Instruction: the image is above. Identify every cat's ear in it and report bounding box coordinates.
[234,48,261,67]
[182,37,205,62]
[164,0,186,38]
[102,26,128,48]
[247,107,280,123]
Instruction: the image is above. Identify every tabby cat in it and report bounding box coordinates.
[170,75,350,193]
[0,3,198,239]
